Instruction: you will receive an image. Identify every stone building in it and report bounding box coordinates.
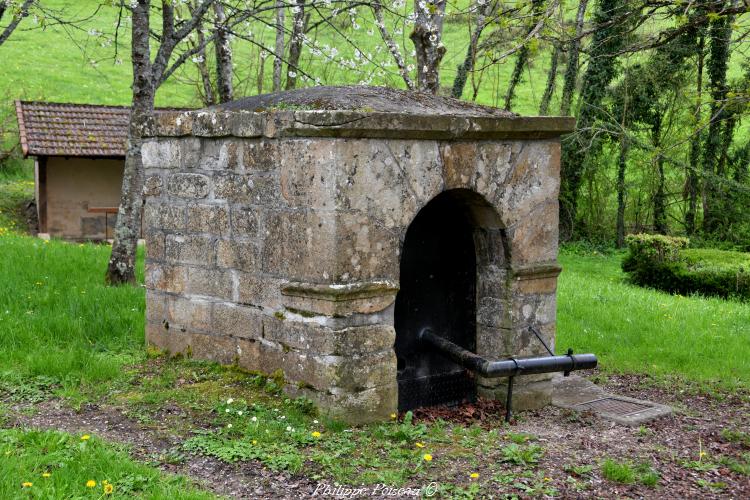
[141,86,574,423]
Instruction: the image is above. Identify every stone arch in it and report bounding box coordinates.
[394,188,512,410]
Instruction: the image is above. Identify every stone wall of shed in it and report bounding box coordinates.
[142,134,562,423]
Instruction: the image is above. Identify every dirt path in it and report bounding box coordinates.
[6,374,750,499]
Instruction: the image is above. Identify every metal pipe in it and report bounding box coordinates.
[418,328,597,378]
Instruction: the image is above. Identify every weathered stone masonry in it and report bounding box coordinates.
[141,87,574,424]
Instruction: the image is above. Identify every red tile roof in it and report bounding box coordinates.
[15,101,188,158]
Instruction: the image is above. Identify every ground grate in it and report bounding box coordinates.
[573,397,653,416]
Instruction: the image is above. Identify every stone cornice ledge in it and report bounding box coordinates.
[511,264,562,281]
[147,110,576,141]
[281,280,399,301]
[281,280,400,317]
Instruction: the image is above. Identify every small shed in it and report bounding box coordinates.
[15,101,179,240]
[141,86,575,423]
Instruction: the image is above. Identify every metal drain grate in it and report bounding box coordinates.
[574,397,653,416]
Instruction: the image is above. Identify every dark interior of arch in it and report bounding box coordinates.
[395,189,500,410]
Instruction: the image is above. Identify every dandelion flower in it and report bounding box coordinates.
[311,431,321,438]
[252,440,257,445]
[104,483,114,494]
[22,482,33,488]
[423,454,433,462]
[415,442,425,448]
[543,477,552,482]
[390,413,397,419]
[42,472,51,478]
[86,480,96,488]
[470,472,479,479]
[81,435,91,441]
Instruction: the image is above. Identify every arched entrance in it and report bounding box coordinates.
[395,189,505,410]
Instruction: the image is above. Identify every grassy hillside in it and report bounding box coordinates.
[0,0,554,111]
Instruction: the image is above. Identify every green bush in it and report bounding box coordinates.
[622,234,750,300]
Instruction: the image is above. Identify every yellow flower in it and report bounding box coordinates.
[544,477,552,482]
[415,442,425,448]
[86,480,96,488]
[81,434,91,441]
[104,483,114,494]
[699,451,707,458]
[311,431,321,438]
[252,440,257,445]
[42,472,51,478]
[390,413,397,419]
[469,472,479,479]
[22,482,33,488]
[423,454,433,462]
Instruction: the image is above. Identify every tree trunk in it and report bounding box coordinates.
[504,0,545,111]
[106,0,214,285]
[285,0,306,90]
[409,0,447,94]
[106,0,154,285]
[559,0,588,115]
[213,1,233,103]
[559,0,630,240]
[257,48,265,94]
[191,8,215,106]
[273,0,285,92]
[701,10,733,234]
[652,119,668,234]
[685,33,704,236]
[538,41,560,115]
[616,132,628,247]
[504,45,529,111]
[451,0,490,99]
[373,0,414,90]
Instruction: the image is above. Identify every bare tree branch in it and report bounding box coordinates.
[0,0,33,46]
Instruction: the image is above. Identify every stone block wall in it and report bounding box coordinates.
[142,107,572,423]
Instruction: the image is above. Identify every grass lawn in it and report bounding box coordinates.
[558,250,750,392]
[0,429,213,499]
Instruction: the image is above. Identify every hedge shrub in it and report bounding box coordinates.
[622,234,750,300]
